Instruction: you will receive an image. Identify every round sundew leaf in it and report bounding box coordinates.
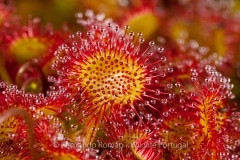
[21,77,43,93]
[10,37,47,64]
[53,19,171,145]
[124,10,159,40]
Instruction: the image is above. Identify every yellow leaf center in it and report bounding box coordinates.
[124,10,159,39]
[10,37,47,63]
[79,50,146,109]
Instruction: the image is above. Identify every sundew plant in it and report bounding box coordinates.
[0,0,240,159]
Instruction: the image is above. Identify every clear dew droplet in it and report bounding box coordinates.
[8,133,15,139]
[192,72,198,77]
[168,93,175,98]
[115,26,119,31]
[167,83,173,88]
[158,47,164,52]
[191,77,197,81]
[76,31,82,37]
[161,98,168,104]
[65,116,72,121]
[175,82,181,87]
[150,66,157,72]
[149,41,155,46]
[150,99,156,104]
[47,114,53,120]
[124,25,130,30]
[163,112,169,117]
[0,82,6,88]
[160,56,167,62]
[160,72,166,77]
[139,37,144,43]
[129,31,134,37]
[137,32,142,37]
[167,67,174,73]
[155,89,161,95]
[29,105,36,111]
[69,34,75,39]
[144,113,152,120]
[179,98,185,103]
